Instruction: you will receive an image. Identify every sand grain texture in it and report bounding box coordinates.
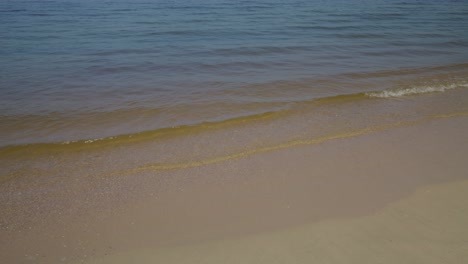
[87,179,468,264]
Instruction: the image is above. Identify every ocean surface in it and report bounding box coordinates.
[1,0,468,147]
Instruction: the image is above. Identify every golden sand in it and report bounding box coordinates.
[2,114,468,264]
[86,179,468,264]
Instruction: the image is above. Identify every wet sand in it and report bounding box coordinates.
[87,179,468,264]
[1,113,467,263]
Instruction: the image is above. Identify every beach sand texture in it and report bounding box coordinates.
[88,179,468,264]
[2,109,467,264]
[86,117,468,264]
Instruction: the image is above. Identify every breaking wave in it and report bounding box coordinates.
[366,80,468,98]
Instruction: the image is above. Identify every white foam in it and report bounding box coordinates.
[60,136,115,145]
[366,82,468,98]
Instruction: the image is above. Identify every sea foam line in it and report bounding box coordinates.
[366,81,468,98]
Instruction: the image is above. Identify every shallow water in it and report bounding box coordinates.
[2,2,468,262]
[1,0,468,146]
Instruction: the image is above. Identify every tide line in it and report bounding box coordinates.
[2,111,467,184]
[103,111,468,177]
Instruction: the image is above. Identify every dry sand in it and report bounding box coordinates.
[86,179,468,264]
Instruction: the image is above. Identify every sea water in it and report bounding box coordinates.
[1,0,468,146]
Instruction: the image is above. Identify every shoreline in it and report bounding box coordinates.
[1,113,467,263]
[3,1,468,263]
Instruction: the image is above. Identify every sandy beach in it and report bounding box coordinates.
[2,110,467,264]
[87,180,468,264]
[87,115,468,264]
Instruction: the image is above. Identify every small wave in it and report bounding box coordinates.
[366,82,468,98]
[62,136,116,145]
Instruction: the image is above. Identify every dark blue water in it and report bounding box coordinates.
[1,0,468,145]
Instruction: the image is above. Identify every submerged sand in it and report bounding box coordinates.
[86,115,468,264]
[86,116,468,264]
[1,114,468,263]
